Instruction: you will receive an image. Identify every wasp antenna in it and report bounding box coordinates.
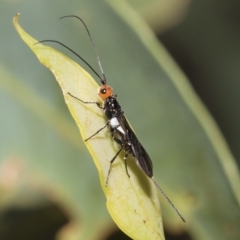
[60,15,107,85]
[151,178,186,222]
[35,40,102,81]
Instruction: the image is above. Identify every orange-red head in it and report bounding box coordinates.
[97,85,113,99]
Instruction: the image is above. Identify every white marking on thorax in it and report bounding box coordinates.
[110,117,125,134]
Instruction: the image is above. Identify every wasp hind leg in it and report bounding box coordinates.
[105,131,131,186]
[106,145,124,186]
[123,152,130,178]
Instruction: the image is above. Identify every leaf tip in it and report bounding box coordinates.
[13,13,20,23]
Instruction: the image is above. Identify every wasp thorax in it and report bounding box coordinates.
[98,85,113,99]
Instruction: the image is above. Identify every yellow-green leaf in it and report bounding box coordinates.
[14,13,165,240]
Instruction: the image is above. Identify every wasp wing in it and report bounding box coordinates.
[117,114,153,178]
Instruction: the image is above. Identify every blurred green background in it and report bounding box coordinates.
[0,0,240,240]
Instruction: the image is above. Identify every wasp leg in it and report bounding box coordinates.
[68,92,108,141]
[85,121,110,141]
[109,127,124,145]
[68,92,104,109]
[112,135,123,145]
[109,129,131,179]
[123,152,130,178]
[106,145,124,186]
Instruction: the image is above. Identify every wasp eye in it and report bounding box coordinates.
[101,88,107,94]
[98,85,113,99]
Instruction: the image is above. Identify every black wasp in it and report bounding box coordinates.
[39,15,185,222]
